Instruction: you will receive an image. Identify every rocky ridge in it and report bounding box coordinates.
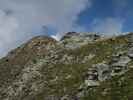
[0,32,133,100]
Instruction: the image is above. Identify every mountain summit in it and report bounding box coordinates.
[0,32,133,100]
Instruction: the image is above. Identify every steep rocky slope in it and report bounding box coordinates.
[0,32,133,100]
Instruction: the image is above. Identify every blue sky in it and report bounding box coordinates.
[77,0,115,28]
[0,0,132,57]
[76,0,133,32]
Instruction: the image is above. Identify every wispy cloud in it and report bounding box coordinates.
[113,0,128,7]
[91,17,124,34]
[0,0,91,57]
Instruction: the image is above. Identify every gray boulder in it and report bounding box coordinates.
[111,56,131,76]
[96,63,111,81]
[128,48,133,59]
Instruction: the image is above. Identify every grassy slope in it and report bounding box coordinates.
[82,68,133,100]
[0,34,133,100]
[35,35,132,99]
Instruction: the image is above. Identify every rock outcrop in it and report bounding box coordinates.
[0,32,133,100]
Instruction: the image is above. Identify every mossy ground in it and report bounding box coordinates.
[0,34,133,100]
[34,34,132,99]
[82,68,133,100]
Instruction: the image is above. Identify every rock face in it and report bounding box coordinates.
[60,32,103,49]
[0,32,133,100]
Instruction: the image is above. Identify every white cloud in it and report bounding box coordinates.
[91,18,124,34]
[0,10,20,57]
[0,0,91,57]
